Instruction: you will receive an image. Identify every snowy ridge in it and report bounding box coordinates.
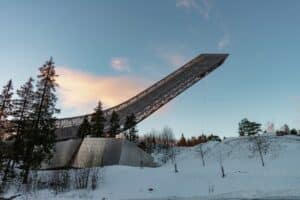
[5,135,300,200]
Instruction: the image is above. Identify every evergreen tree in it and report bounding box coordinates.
[238,118,249,136]
[109,111,120,137]
[0,80,13,132]
[22,58,60,184]
[0,80,14,183]
[12,78,35,163]
[2,78,35,182]
[290,128,297,135]
[90,101,106,137]
[78,116,91,138]
[239,118,261,136]
[177,134,187,146]
[124,113,138,142]
[248,122,261,136]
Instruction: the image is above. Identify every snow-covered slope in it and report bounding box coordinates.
[5,135,300,200]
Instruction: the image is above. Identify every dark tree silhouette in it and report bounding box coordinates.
[90,101,106,137]
[22,58,60,183]
[78,116,91,138]
[124,113,138,142]
[109,111,120,137]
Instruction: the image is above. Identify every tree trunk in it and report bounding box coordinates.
[2,159,12,182]
[200,146,205,166]
[221,165,225,178]
[22,164,30,184]
[258,148,265,167]
[22,146,33,184]
[174,163,178,173]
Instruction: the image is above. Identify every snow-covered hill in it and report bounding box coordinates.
[4,134,300,200]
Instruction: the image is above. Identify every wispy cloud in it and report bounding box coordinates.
[161,52,187,68]
[218,34,230,50]
[56,67,150,116]
[111,57,130,72]
[176,0,213,20]
[176,0,197,9]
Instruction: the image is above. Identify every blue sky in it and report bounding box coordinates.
[0,0,300,138]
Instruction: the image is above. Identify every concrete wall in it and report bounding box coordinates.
[41,138,82,169]
[119,140,156,167]
[42,137,156,169]
[72,138,107,168]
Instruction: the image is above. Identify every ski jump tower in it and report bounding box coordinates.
[55,54,228,140]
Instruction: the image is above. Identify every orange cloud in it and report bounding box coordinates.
[56,67,150,116]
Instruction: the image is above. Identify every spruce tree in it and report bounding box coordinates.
[124,113,138,142]
[78,116,91,138]
[0,80,14,132]
[22,58,60,184]
[12,78,35,164]
[239,118,261,136]
[2,78,35,182]
[290,128,298,135]
[109,111,120,137]
[177,134,187,146]
[238,118,249,136]
[90,101,106,137]
[0,80,14,184]
[248,122,261,136]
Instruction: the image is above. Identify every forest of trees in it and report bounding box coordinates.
[238,118,300,137]
[0,57,140,193]
[0,58,60,189]
[77,105,139,141]
[177,133,221,147]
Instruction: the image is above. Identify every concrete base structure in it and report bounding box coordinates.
[42,138,156,169]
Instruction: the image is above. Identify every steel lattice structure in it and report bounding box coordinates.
[55,54,228,140]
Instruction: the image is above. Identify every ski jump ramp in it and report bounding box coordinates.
[55,54,228,141]
[42,53,228,169]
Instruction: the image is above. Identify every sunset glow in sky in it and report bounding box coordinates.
[1,0,300,138]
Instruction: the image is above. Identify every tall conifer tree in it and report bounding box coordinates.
[0,80,13,132]
[2,78,35,182]
[109,111,120,137]
[11,78,35,165]
[124,113,138,142]
[22,58,60,183]
[0,80,14,183]
[78,116,91,138]
[90,101,106,137]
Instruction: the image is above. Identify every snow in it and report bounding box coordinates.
[4,135,300,200]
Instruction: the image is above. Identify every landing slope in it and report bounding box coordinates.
[6,134,300,200]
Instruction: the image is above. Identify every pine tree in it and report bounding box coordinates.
[239,118,261,136]
[238,118,249,136]
[22,58,60,184]
[124,113,138,142]
[2,78,35,182]
[90,101,106,137]
[109,111,120,137]
[248,121,261,136]
[12,78,35,163]
[177,134,187,146]
[78,116,91,138]
[290,128,297,135]
[0,80,14,184]
[0,80,14,133]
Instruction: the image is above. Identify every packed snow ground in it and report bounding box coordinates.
[5,134,300,200]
